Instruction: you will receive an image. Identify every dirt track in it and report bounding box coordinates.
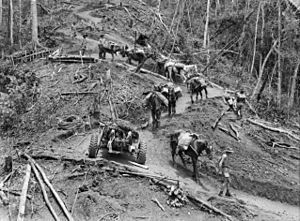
[69,3,300,221]
[0,1,299,220]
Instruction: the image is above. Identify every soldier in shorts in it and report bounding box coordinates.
[218,147,234,197]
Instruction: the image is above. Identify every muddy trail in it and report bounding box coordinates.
[64,3,300,221]
[1,1,299,221]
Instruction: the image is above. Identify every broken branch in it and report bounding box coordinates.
[17,164,31,221]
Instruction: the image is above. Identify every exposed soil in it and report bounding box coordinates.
[0,0,299,221]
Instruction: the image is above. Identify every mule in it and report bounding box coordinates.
[147,93,162,129]
[170,131,213,181]
[189,78,208,104]
[98,42,122,61]
[120,46,156,65]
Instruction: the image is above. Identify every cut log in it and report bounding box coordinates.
[21,153,74,221]
[187,195,233,220]
[247,119,300,142]
[30,162,60,221]
[128,161,149,170]
[17,164,31,221]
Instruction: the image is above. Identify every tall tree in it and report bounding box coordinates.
[31,0,38,45]
[19,0,22,48]
[9,0,13,45]
[288,60,300,108]
[203,0,210,49]
[0,0,2,28]
[251,40,278,100]
[250,2,261,75]
[277,0,282,107]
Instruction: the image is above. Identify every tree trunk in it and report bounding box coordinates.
[288,61,300,108]
[31,0,38,45]
[19,0,22,48]
[277,0,282,107]
[250,2,261,75]
[216,0,221,14]
[0,0,2,28]
[203,0,210,49]
[260,2,264,47]
[251,40,278,100]
[9,0,13,45]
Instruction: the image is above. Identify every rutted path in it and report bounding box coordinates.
[71,5,299,221]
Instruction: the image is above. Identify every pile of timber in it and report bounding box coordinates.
[48,54,97,63]
[9,49,52,64]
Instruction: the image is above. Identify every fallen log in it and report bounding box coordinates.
[212,111,225,131]
[30,162,60,221]
[229,123,240,141]
[247,119,300,142]
[218,126,239,141]
[60,91,99,96]
[67,172,86,180]
[0,188,32,199]
[21,153,75,221]
[271,142,297,149]
[0,173,10,206]
[17,164,31,221]
[151,198,165,211]
[290,155,300,160]
[128,161,149,170]
[117,170,178,183]
[187,195,233,221]
[126,63,168,81]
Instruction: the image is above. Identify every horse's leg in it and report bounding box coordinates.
[111,52,114,61]
[178,151,187,168]
[171,142,177,167]
[192,157,198,182]
[204,87,208,99]
[199,89,203,100]
[151,108,156,129]
[190,92,194,104]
